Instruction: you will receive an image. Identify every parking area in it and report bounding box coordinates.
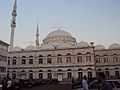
[21,84,72,90]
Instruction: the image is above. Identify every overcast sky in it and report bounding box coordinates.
[0,0,120,48]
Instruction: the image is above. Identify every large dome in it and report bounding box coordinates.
[43,29,76,46]
[47,30,72,37]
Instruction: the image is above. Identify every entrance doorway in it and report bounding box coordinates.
[57,73,63,81]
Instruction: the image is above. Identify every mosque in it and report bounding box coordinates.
[5,0,120,81]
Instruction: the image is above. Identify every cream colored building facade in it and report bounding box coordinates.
[0,40,9,78]
[7,30,120,81]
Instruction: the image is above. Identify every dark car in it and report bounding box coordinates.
[72,80,82,89]
[106,80,120,88]
[41,79,50,85]
[89,80,120,89]
[19,79,34,88]
[12,79,21,90]
[48,79,59,84]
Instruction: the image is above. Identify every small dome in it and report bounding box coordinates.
[109,43,120,49]
[25,45,36,50]
[9,46,22,51]
[77,41,89,48]
[95,45,105,50]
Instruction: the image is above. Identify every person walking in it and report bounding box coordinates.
[82,75,89,90]
[7,78,12,90]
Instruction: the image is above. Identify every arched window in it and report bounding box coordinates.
[95,55,100,63]
[67,69,72,80]
[12,56,17,65]
[86,52,91,54]
[77,56,82,63]
[58,69,62,71]
[47,70,52,80]
[29,56,33,64]
[97,68,102,72]
[12,71,16,79]
[39,70,43,79]
[103,55,109,63]
[47,55,52,64]
[39,55,43,64]
[8,57,10,65]
[29,70,33,79]
[78,69,83,80]
[88,71,92,79]
[21,56,26,64]
[67,69,71,71]
[87,68,92,70]
[105,68,109,80]
[113,54,118,63]
[57,54,62,64]
[77,53,82,55]
[115,71,119,79]
[86,55,91,62]
[66,53,71,63]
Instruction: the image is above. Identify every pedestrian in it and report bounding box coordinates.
[82,75,89,90]
[7,78,12,90]
[1,77,7,90]
[97,72,113,90]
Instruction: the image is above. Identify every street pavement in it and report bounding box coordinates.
[21,84,72,90]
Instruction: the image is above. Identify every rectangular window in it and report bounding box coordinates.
[67,72,72,80]
[8,60,10,65]
[66,57,71,63]
[103,57,108,63]
[12,60,16,65]
[95,56,100,63]
[39,73,43,79]
[0,67,6,72]
[12,73,16,79]
[113,56,118,63]
[48,73,52,79]
[57,57,62,64]
[39,58,43,64]
[21,59,26,64]
[77,56,82,63]
[86,56,91,62]
[29,73,33,79]
[29,59,33,64]
[47,58,52,64]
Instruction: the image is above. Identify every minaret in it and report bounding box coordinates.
[36,24,39,48]
[10,0,17,49]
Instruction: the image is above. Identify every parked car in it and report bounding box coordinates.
[72,80,82,89]
[12,79,21,90]
[48,79,59,84]
[73,79,120,90]
[89,80,120,90]
[19,79,34,88]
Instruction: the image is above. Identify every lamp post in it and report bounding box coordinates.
[90,42,96,78]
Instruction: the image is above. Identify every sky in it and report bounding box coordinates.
[0,0,120,48]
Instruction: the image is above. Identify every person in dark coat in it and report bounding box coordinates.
[1,77,7,90]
